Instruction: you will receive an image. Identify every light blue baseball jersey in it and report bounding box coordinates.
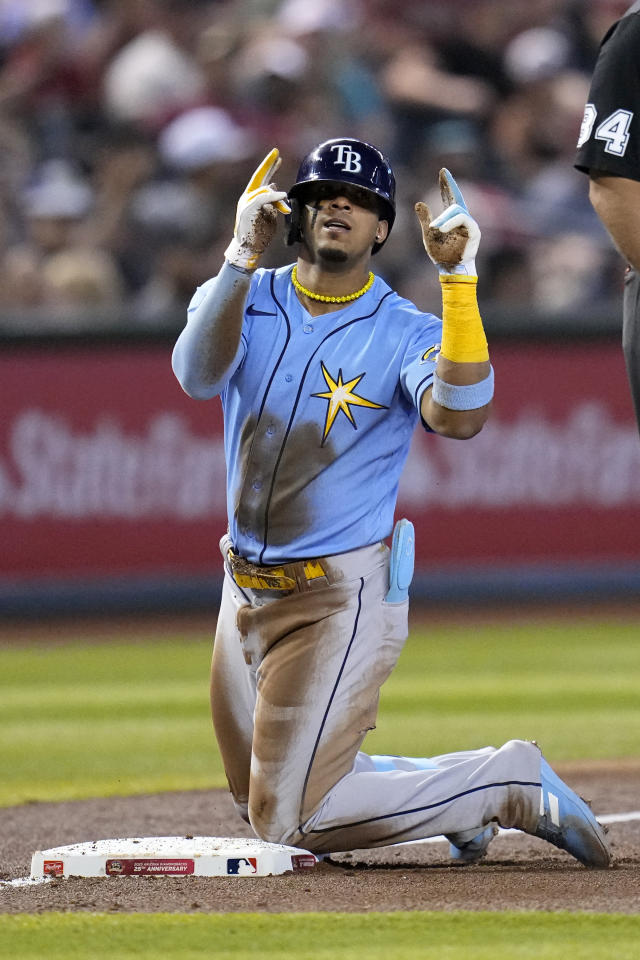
[180,263,442,564]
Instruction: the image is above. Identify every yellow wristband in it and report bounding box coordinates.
[439,274,489,363]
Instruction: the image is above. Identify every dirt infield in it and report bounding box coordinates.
[2,762,639,915]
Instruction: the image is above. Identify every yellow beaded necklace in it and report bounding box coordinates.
[291,266,374,304]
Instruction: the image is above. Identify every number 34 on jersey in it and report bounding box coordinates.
[577,103,634,157]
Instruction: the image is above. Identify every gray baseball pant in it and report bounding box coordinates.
[210,539,543,854]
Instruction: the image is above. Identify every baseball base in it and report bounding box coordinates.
[31,836,317,879]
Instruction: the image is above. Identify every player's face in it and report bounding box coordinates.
[300,184,388,264]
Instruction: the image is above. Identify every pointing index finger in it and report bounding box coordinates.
[248,148,281,192]
[439,168,467,212]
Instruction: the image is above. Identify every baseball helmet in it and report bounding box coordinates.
[286,138,396,253]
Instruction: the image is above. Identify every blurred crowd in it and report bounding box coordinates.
[0,0,629,332]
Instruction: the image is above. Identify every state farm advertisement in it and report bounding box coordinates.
[2,339,639,580]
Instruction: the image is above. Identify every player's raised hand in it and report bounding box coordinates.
[225,148,291,270]
[415,169,480,275]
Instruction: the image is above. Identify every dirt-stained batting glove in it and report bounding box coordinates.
[415,169,480,276]
[225,148,291,270]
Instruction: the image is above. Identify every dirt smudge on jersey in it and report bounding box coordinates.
[233,415,336,552]
[233,412,261,538]
[265,421,336,549]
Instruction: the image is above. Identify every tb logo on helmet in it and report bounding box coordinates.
[286,137,396,252]
[330,144,362,173]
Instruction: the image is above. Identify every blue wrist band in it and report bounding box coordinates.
[431,366,494,411]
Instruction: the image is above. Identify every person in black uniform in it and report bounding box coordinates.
[575,1,640,433]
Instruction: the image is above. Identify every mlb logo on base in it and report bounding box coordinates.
[226,857,257,875]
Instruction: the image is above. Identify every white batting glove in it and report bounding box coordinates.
[415,168,480,276]
[224,148,291,270]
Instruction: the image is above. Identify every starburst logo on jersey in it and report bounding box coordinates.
[312,362,387,444]
[420,344,440,364]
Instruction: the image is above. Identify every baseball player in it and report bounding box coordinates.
[172,138,610,867]
[575,0,640,433]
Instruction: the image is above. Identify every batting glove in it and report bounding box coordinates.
[415,169,480,276]
[225,148,291,270]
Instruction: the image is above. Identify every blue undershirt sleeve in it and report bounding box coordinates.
[172,261,253,400]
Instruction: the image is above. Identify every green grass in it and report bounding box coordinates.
[1,616,639,806]
[0,635,218,805]
[369,617,640,762]
[1,912,639,960]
